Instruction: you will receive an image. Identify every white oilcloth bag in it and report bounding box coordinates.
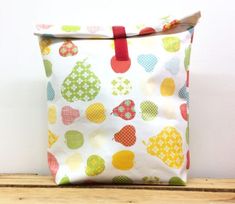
[35,11,201,185]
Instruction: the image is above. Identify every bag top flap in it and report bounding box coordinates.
[34,11,201,39]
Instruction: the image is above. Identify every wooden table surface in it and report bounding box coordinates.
[0,174,234,204]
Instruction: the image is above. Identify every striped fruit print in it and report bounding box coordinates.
[143,127,184,169]
[112,99,136,120]
[113,125,136,147]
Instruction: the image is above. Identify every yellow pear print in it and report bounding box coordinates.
[112,150,135,170]
[48,130,58,148]
[86,103,106,123]
[143,127,184,169]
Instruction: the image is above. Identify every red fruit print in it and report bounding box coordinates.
[61,106,80,125]
[180,103,188,121]
[114,125,136,147]
[139,27,156,35]
[48,152,59,177]
[111,56,131,73]
[59,40,78,57]
[186,150,190,169]
[186,71,189,87]
[112,99,136,120]
[36,24,53,30]
[162,19,179,31]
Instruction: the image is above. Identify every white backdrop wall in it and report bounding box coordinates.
[0,0,234,178]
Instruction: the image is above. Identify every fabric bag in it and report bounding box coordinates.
[35,11,201,185]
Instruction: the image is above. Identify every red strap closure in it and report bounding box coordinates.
[112,26,129,61]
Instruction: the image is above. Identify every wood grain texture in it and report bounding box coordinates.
[0,187,235,204]
[0,175,234,204]
[0,175,235,192]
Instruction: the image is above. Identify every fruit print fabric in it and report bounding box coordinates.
[137,54,157,72]
[39,38,51,55]
[112,99,136,120]
[59,40,78,57]
[113,125,136,147]
[143,127,184,169]
[64,130,84,149]
[112,150,135,170]
[112,176,133,184]
[35,11,201,185]
[86,155,105,176]
[61,106,80,125]
[140,101,158,121]
[86,103,106,123]
[111,77,132,96]
[61,60,101,102]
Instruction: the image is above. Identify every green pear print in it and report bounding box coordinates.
[61,59,101,102]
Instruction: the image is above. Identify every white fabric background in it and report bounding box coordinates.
[0,0,234,178]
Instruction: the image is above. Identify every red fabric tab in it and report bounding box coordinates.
[112,26,129,61]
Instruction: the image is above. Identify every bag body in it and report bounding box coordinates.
[35,11,200,185]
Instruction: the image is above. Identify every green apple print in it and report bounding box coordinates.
[85,155,105,176]
[61,25,81,32]
[61,60,101,102]
[59,176,70,185]
[184,45,191,71]
[112,176,133,184]
[65,130,84,149]
[140,101,158,121]
[169,177,186,186]
[142,176,160,184]
[43,60,52,77]
[162,37,180,52]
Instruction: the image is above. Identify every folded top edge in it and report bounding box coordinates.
[34,11,201,39]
